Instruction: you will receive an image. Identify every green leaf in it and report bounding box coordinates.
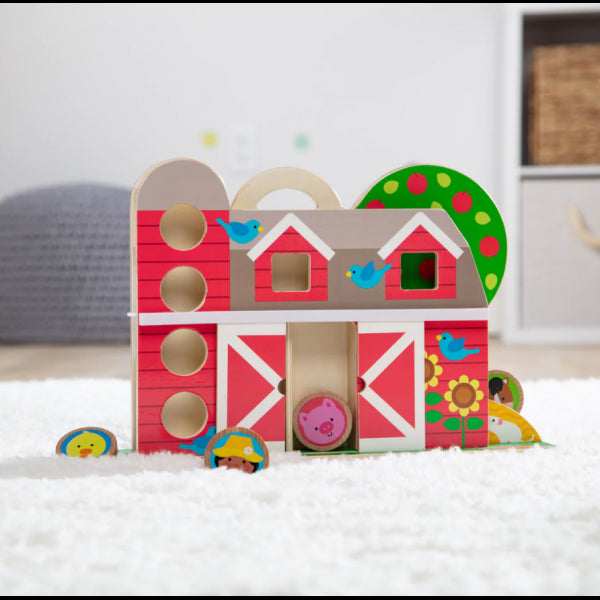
[443,417,461,431]
[425,392,443,406]
[466,417,484,431]
[425,410,444,424]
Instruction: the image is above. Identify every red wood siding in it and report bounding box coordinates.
[254,227,328,302]
[136,209,230,312]
[137,324,217,454]
[423,320,488,449]
[384,226,457,300]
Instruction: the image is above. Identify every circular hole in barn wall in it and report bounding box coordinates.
[159,204,207,250]
[277,379,286,395]
[161,329,208,376]
[161,391,208,439]
[356,377,366,393]
[160,267,207,312]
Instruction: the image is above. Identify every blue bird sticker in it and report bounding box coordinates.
[179,426,217,456]
[436,333,480,361]
[346,261,391,289]
[217,218,263,244]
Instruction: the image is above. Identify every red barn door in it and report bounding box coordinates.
[357,322,425,452]
[217,323,286,450]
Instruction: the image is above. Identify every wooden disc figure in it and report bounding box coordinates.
[488,370,524,413]
[204,427,269,473]
[56,427,118,458]
[293,392,352,451]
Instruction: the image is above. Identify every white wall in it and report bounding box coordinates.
[0,2,504,327]
[0,3,502,203]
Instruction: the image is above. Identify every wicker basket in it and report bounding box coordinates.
[529,43,600,165]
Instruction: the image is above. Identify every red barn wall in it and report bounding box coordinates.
[135,208,227,453]
[254,226,328,302]
[136,209,230,312]
[424,320,488,449]
[385,225,457,300]
[137,324,217,454]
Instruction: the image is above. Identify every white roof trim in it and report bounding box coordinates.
[247,212,335,262]
[377,212,464,260]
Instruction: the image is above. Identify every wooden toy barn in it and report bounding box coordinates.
[130,159,507,455]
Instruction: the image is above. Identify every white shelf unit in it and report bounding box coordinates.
[501,3,600,345]
[520,165,600,179]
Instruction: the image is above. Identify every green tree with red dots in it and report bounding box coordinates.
[355,165,506,304]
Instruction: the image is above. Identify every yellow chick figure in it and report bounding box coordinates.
[65,430,107,458]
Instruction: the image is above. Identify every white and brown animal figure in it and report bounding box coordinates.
[488,401,541,445]
[488,370,524,413]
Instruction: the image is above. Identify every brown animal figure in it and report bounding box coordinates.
[488,370,524,413]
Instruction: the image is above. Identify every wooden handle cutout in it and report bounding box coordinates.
[567,205,600,249]
[232,167,342,210]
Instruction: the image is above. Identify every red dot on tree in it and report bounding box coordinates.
[480,236,500,258]
[419,258,436,281]
[366,199,386,209]
[452,191,472,213]
[407,173,428,195]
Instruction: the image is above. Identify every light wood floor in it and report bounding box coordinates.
[0,338,598,381]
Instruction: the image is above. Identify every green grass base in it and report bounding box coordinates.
[301,440,554,457]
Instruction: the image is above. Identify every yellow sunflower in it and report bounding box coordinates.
[424,351,443,389]
[444,375,484,417]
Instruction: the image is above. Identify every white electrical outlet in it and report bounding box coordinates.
[229,124,257,171]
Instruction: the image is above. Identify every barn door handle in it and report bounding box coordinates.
[232,167,342,210]
[567,205,600,250]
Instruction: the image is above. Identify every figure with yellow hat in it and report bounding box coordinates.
[204,427,269,473]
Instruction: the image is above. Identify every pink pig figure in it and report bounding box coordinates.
[299,397,347,447]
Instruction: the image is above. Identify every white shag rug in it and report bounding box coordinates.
[1,377,599,596]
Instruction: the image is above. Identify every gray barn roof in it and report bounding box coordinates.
[229,208,487,311]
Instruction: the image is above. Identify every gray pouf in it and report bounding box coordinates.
[0,183,131,343]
